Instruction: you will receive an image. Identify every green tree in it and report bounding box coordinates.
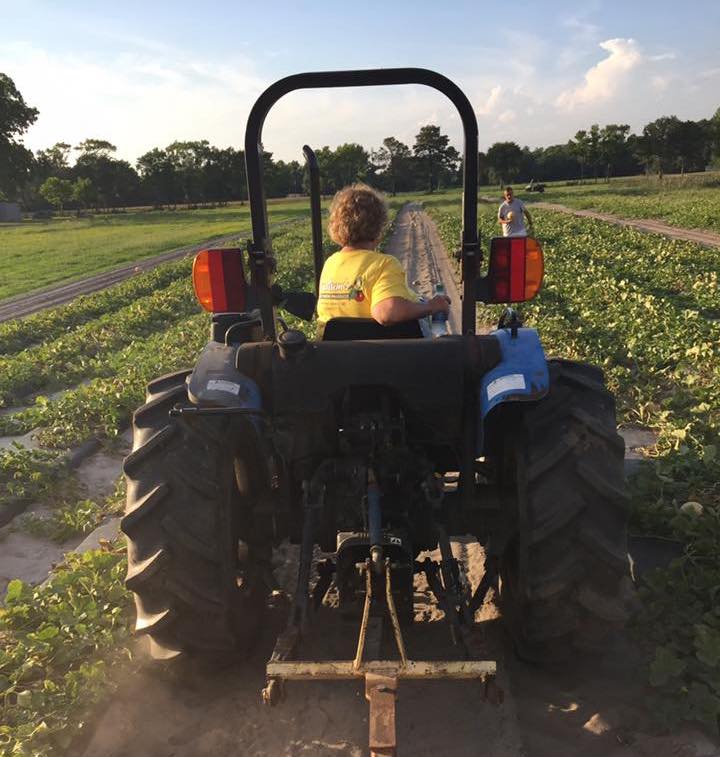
[373,137,412,195]
[75,139,139,209]
[477,151,490,185]
[588,124,602,181]
[486,141,523,186]
[532,144,579,182]
[75,139,117,158]
[137,147,179,207]
[599,124,631,181]
[672,120,708,174]
[310,143,368,194]
[413,125,457,192]
[35,142,72,181]
[39,176,73,213]
[165,140,212,204]
[203,146,247,204]
[637,116,682,176]
[332,143,369,187]
[570,130,590,181]
[0,73,39,201]
[708,107,720,165]
[72,177,95,214]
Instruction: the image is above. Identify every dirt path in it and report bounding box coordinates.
[390,202,462,334]
[77,205,717,757]
[482,196,720,248]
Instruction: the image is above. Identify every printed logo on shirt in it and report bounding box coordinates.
[348,276,365,302]
[319,275,365,302]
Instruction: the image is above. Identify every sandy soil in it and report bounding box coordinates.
[393,203,462,334]
[0,430,130,598]
[44,205,720,756]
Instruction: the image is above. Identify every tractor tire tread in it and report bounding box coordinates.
[122,370,266,659]
[500,359,631,662]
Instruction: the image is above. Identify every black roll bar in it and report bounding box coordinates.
[302,145,324,297]
[244,68,480,337]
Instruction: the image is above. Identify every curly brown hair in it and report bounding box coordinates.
[328,184,388,247]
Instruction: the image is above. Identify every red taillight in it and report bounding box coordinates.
[484,237,544,304]
[192,248,247,312]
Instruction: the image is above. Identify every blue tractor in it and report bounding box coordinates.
[122,70,630,730]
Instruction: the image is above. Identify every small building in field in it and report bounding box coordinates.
[0,203,21,222]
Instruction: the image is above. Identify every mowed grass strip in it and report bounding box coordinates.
[0,200,309,300]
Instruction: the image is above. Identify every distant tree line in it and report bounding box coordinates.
[1,72,719,213]
[482,114,720,186]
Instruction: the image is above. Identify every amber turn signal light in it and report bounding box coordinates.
[478,237,544,304]
[192,248,248,313]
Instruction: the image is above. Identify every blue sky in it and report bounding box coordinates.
[2,0,719,162]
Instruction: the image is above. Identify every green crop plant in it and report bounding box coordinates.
[430,198,720,731]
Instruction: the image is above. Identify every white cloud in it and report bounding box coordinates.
[556,38,643,109]
[475,85,502,116]
[1,31,713,166]
[1,41,265,163]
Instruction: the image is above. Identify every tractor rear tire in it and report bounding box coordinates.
[499,359,632,663]
[121,370,269,660]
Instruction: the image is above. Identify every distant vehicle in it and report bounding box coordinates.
[525,180,545,193]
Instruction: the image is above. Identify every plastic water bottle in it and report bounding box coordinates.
[431,282,449,338]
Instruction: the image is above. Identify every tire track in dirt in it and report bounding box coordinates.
[388,202,462,334]
[81,538,524,757]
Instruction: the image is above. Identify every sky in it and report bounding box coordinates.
[2,0,719,164]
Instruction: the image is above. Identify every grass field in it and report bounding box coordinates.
[0,200,311,301]
[479,171,720,234]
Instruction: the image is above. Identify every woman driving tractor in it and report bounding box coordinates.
[316,184,450,335]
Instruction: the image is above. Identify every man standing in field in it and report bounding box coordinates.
[498,186,533,237]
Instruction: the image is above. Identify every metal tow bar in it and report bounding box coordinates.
[262,559,496,756]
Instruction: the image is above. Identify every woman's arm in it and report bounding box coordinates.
[371,295,449,326]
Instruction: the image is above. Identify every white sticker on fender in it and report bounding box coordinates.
[207,379,241,395]
[487,373,526,401]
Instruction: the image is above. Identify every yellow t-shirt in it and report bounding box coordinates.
[316,248,417,332]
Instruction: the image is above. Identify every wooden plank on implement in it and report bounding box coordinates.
[366,673,397,757]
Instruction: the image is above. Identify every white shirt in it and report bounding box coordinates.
[498,198,527,237]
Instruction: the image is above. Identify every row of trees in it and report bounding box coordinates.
[482,114,720,186]
[2,71,720,212]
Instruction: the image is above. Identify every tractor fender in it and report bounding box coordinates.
[479,327,549,419]
[188,341,262,409]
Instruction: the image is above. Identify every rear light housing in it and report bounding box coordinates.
[192,248,247,313]
[477,237,544,304]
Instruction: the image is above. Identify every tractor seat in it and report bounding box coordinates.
[322,317,423,341]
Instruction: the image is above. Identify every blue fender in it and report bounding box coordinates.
[479,326,549,421]
[188,342,262,411]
